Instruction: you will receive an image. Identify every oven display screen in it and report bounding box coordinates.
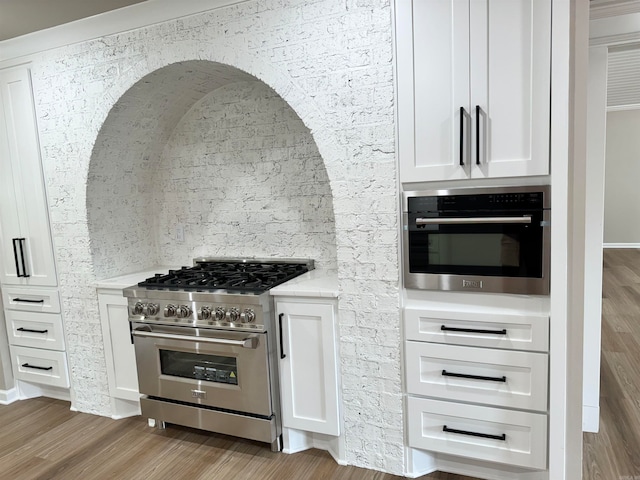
[159,350,238,385]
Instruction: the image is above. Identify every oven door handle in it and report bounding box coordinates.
[131,329,258,349]
[415,216,532,225]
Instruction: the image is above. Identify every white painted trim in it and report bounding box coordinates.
[583,45,607,437]
[603,242,640,248]
[0,0,248,65]
[582,405,600,433]
[0,387,19,405]
[607,103,640,111]
[590,12,640,45]
[590,0,640,20]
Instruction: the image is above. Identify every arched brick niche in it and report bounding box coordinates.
[86,60,337,278]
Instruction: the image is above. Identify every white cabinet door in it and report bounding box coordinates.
[469,0,551,178]
[396,0,550,183]
[398,0,470,182]
[98,290,140,402]
[0,67,57,287]
[277,301,339,436]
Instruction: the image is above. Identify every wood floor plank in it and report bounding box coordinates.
[583,248,640,480]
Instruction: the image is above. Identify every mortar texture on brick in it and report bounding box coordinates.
[30,0,401,473]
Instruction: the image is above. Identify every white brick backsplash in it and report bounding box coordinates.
[28,0,401,474]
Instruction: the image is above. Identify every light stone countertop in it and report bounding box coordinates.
[95,266,339,298]
[269,270,339,298]
[94,266,178,290]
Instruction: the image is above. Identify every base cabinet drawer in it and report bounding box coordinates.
[10,345,70,388]
[407,396,547,470]
[405,342,548,411]
[2,287,61,314]
[5,310,65,350]
[405,308,549,352]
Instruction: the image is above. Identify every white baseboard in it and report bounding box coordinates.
[603,243,640,248]
[583,404,600,433]
[0,387,19,405]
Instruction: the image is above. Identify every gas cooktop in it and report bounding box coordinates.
[137,258,313,294]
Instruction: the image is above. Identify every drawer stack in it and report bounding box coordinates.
[2,287,69,389]
[404,308,549,470]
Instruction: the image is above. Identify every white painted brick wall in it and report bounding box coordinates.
[31,0,401,473]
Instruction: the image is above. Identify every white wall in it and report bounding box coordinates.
[27,0,402,473]
[604,109,640,246]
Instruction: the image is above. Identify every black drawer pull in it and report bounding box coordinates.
[441,325,507,335]
[17,327,49,334]
[12,298,45,304]
[443,425,506,441]
[21,363,53,371]
[442,370,506,383]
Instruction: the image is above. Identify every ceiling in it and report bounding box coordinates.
[0,0,147,42]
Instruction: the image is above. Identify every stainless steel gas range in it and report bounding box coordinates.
[123,257,313,451]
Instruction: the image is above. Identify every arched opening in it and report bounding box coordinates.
[86,60,337,279]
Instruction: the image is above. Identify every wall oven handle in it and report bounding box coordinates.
[415,216,532,225]
[131,329,258,349]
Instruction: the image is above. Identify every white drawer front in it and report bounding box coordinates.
[406,342,548,412]
[10,345,70,388]
[2,286,61,313]
[407,396,547,470]
[5,310,65,350]
[405,308,549,352]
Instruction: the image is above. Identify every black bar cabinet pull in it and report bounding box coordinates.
[475,105,481,165]
[442,370,506,383]
[459,106,465,166]
[279,313,286,359]
[12,238,29,278]
[19,238,29,277]
[21,363,53,371]
[441,325,507,335]
[17,327,49,334]
[12,298,45,304]
[12,238,21,277]
[443,425,506,441]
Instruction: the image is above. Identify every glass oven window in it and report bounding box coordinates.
[159,350,238,385]
[409,217,543,277]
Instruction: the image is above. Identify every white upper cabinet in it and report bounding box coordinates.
[396,0,551,183]
[0,66,57,287]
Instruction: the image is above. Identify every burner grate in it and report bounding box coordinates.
[138,261,310,293]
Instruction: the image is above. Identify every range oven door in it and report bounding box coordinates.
[404,209,550,295]
[131,323,272,417]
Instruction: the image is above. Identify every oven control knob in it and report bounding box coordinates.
[241,309,256,323]
[198,306,211,320]
[227,307,240,322]
[214,307,226,321]
[176,305,192,319]
[142,303,159,316]
[164,304,177,317]
[132,302,144,315]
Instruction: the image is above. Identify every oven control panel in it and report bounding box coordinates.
[129,300,265,332]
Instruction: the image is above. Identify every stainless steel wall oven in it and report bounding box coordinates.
[403,185,550,295]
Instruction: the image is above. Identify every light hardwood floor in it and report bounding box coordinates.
[1,250,635,480]
[583,248,640,479]
[0,397,474,480]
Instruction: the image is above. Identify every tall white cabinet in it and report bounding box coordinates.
[396,0,551,183]
[0,67,57,287]
[0,65,69,400]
